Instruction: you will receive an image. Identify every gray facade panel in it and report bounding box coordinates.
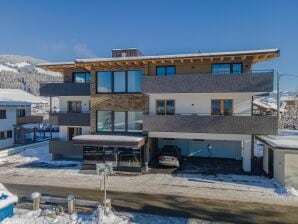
[143,115,278,135]
[142,72,273,93]
[40,82,90,96]
[49,140,83,157]
[49,112,90,126]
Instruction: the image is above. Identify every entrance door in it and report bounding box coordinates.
[268,147,274,178]
[68,127,82,141]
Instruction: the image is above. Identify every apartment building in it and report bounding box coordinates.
[39,48,279,172]
[0,89,43,149]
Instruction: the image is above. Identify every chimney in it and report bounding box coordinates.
[112,48,143,58]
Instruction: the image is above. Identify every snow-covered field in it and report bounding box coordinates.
[0,142,297,207]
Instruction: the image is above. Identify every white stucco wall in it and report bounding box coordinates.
[59,125,90,140]
[158,138,242,159]
[59,96,90,113]
[284,152,298,189]
[274,150,285,186]
[148,93,255,115]
[0,107,16,149]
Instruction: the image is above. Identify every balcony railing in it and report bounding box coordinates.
[16,115,43,124]
[142,70,274,93]
[40,81,90,96]
[49,112,90,126]
[143,113,278,135]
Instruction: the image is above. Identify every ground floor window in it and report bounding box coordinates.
[0,130,13,140]
[83,146,142,168]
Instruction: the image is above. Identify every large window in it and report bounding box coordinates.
[97,71,112,93]
[96,111,143,132]
[67,101,82,113]
[156,65,176,76]
[16,109,26,117]
[211,99,233,115]
[156,100,175,115]
[73,72,90,83]
[97,111,113,131]
[0,110,6,119]
[211,63,242,75]
[128,70,142,92]
[96,70,143,93]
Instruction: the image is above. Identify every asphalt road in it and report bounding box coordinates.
[5,183,298,224]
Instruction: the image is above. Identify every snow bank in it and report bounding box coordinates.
[36,67,62,77]
[0,184,18,210]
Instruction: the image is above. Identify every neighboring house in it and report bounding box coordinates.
[39,48,279,172]
[280,96,298,109]
[253,99,286,115]
[0,89,44,149]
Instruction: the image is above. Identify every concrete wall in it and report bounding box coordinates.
[148,93,253,115]
[284,152,298,189]
[0,107,16,149]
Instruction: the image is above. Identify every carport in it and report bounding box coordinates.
[257,132,298,188]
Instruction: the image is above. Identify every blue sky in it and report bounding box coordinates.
[0,0,297,90]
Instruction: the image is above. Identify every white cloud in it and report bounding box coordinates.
[73,42,96,58]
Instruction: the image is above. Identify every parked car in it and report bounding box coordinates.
[158,145,182,168]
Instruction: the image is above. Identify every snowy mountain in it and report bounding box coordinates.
[0,55,62,95]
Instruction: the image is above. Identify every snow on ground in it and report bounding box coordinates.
[3,208,195,224]
[0,64,18,73]
[0,142,81,171]
[0,142,297,206]
[0,183,18,210]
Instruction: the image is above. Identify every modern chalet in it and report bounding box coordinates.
[39,48,279,172]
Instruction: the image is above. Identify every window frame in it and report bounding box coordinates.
[0,110,6,119]
[211,63,243,75]
[211,99,234,115]
[16,109,26,117]
[96,70,143,94]
[67,101,82,113]
[72,72,91,83]
[155,99,176,115]
[156,65,176,76]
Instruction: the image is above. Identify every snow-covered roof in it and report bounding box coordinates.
[280,96,298,102]
[257,130,298,150]
[37,61,75,66]
[0,89,44,106]
[253,100,272,109]
[73,135,146,148]
[76,48,279,63]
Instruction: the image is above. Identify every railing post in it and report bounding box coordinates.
[31,192,41,211]
[67,194,75,215]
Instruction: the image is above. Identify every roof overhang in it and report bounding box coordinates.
[72,135,146,148]
[36,48,280,72]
